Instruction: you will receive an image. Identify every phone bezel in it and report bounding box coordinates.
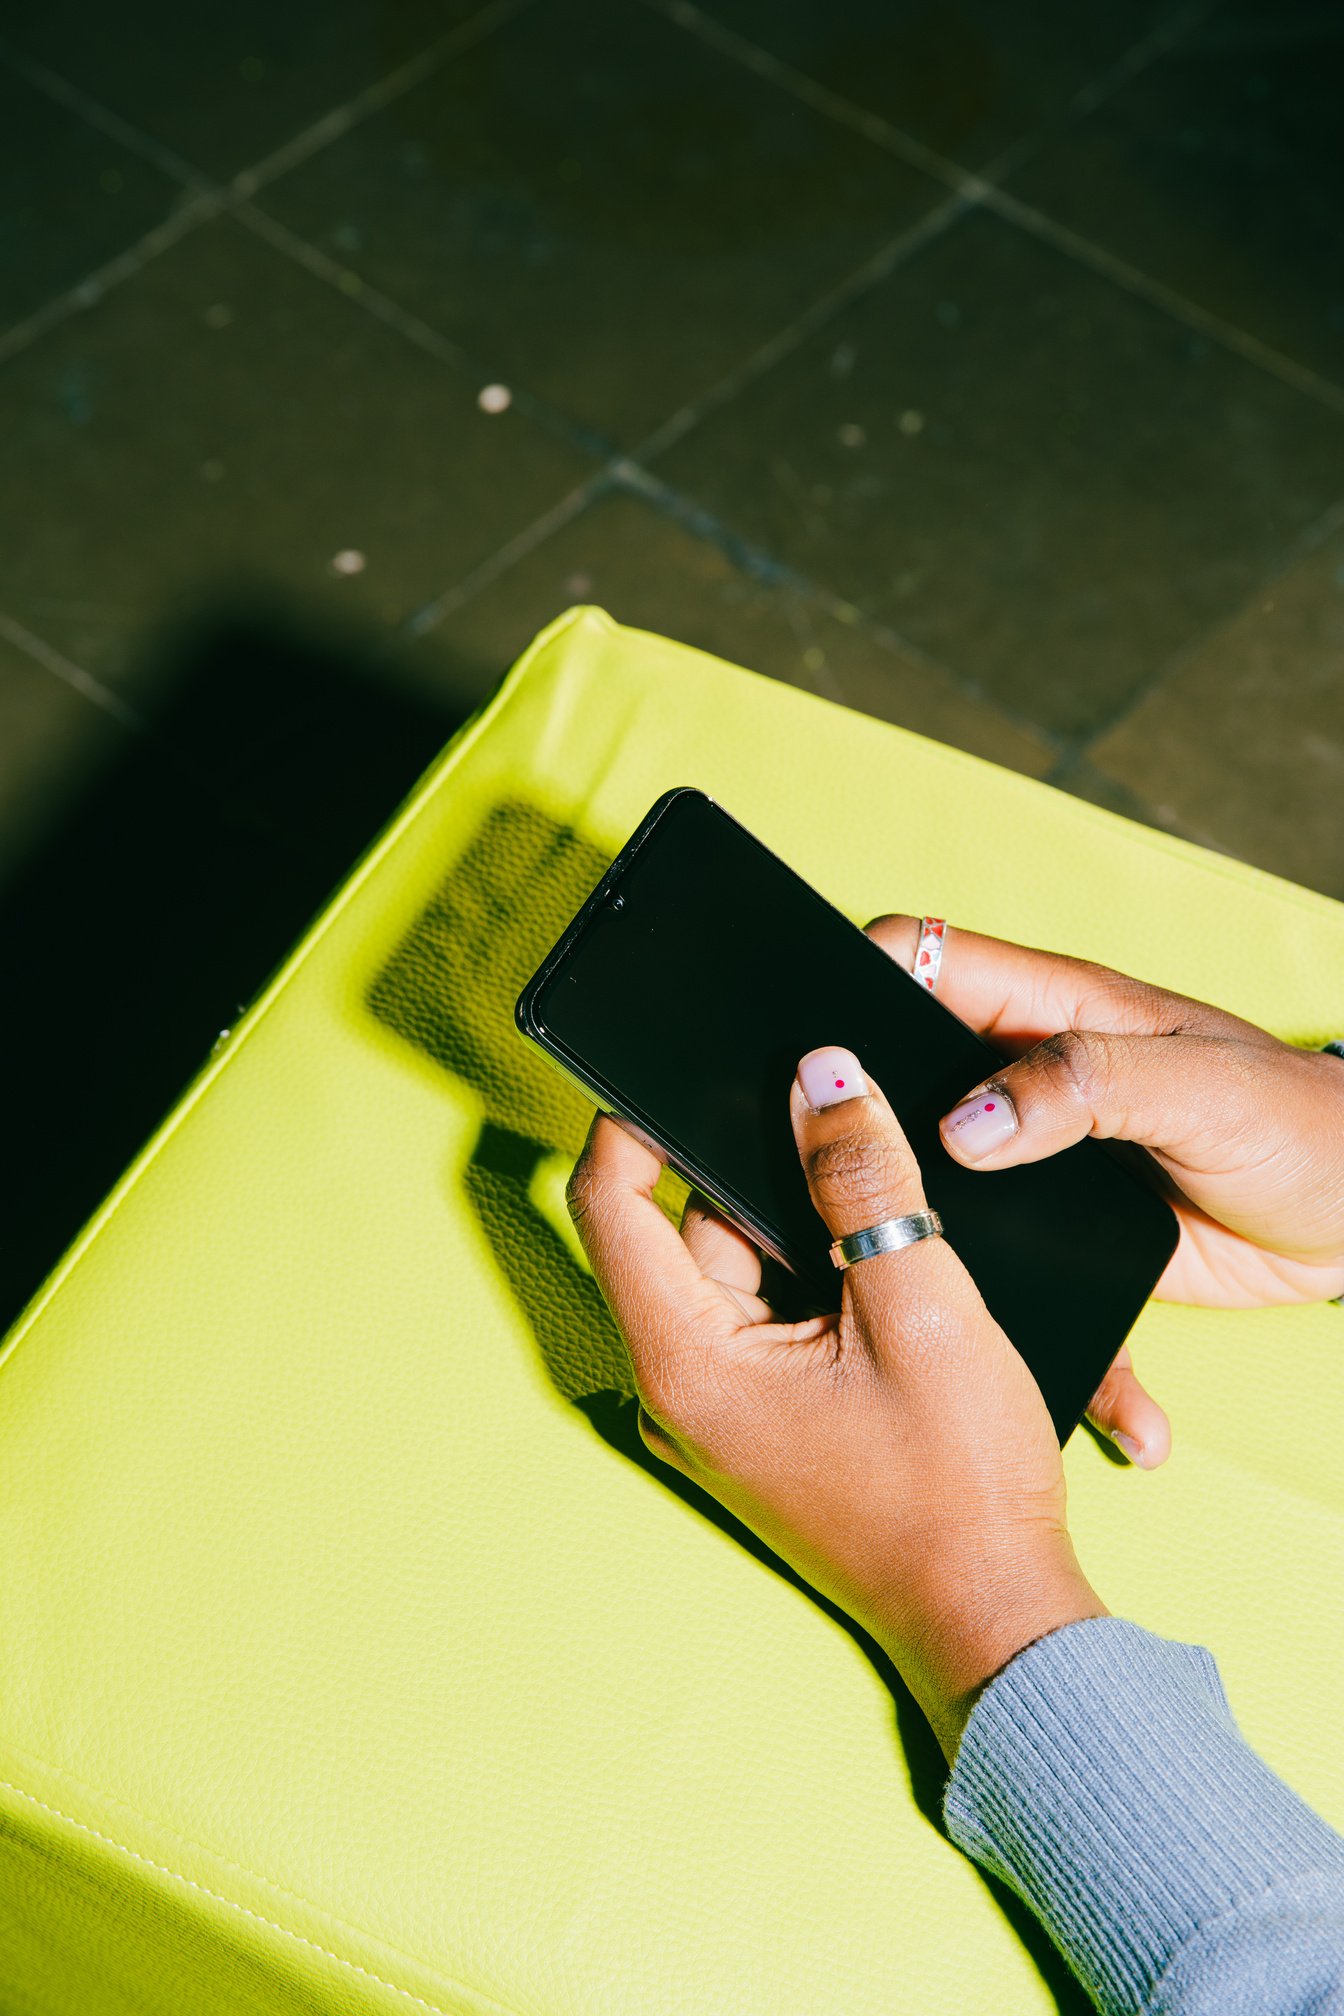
[515,789,814,1277]
[515,785,1181,1425]
[515,784,1107,1297]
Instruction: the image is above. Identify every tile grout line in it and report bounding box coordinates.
[0,0,539,370]
[645,0,1217,207]
[628,192,971,465]
[0,0,617,744]
[604,463,1066,753]
[0,610,377,854]
[0,0,603,746]
[230,0,543,201]
[235,203,616,463]
[8,0,1328,791]
[0,191,225,369]
[0,3,995,712]
[1063,0,1221,123]
[983,186,1344,419]
[357,0,1230,701]
[648,0,1344,427]
[1039,752,1231,864]
[0,613,147,731]
[641,0,983,199]
[399,472,620,641]
[1055,489,1344,770]
[0,40,212,188]
[969,0,1223,186]
[151,174,1056,749]
[621,0,1238,474]
[400,443,1062,764]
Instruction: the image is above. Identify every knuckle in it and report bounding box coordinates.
[807,1130,913,1215]
[1035,1027,1108,1106]
[1075,966,1155,1030]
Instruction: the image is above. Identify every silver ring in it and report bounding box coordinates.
[829,1209,944,1270]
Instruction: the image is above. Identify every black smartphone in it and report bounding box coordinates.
[515,787,1178,1442]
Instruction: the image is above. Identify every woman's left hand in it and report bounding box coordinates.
[565,1045,1106,1763]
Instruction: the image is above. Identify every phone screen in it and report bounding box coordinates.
[523,789,1177,1440]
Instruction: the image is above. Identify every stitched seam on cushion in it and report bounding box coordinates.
[0,604,593,1374]
[0,1774,530,2016]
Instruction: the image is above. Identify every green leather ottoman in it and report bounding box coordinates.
[2,606,1341,2015]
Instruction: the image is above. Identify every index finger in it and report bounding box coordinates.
[565,1112,737,1393]
[863,914,1275,1057]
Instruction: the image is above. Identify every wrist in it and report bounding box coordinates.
[880,1535,1107,1765]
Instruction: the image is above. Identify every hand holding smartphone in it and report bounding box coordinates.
[515,788,1178,1442]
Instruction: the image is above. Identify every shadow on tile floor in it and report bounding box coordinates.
[0,604,475,1333]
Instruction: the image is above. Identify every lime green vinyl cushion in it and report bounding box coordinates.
[1,606,1342,2016]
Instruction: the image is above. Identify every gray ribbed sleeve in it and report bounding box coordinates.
[943,1616,1344,2013]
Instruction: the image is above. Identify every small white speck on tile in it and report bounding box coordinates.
[329,550,367,577]
[899,409,925,436]
[478,383,512,415]
[562,572,593,598]
[837,422,867,449]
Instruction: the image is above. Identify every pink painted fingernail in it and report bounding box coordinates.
[1111,1430,1148,1468]
[940,1090,1016,1160]
[798,1047,868,1111]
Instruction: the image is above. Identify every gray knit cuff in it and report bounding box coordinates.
[943,1616,1344,2014]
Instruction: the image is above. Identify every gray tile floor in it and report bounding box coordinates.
[5,0,1343,909]
[4,0,1343,895]
[2,0,1343,1319]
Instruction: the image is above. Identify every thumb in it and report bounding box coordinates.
[790,1043,984,1356]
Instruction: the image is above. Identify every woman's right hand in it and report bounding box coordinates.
[865,916,1344,1313]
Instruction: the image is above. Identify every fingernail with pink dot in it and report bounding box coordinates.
[941,1089,1017,1160]
[798,1047,869,1111]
